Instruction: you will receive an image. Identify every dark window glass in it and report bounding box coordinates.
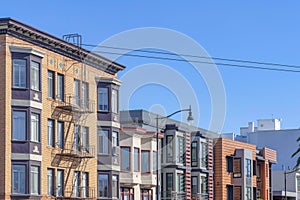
[12,164,26,194]
[166,136,173,162]
[121,147,130,171]
[48,71,54,98]
[98,174,108,197]
[13,111,26,140]
[191,141,198,167]
[13,59,27,88]
[98,87,108,111]
[47,168,54,196]
[141,151,150,173]
[57,74,64,101]
[30,61,40,91]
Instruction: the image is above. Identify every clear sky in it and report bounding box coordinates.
[2,1,300,133]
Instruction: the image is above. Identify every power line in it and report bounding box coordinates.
[3,40,300,73]
[82,43,300,70]
[91,50,300,73]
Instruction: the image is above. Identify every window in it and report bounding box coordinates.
[166,173,173,197]
[57,170,64,197]
[121,147,130,171]
[200,142,208,168]
[226,156,234,173]
[191,141,198,167]
[191,176,199,194]
[257,164,261,181]
[153,151,157,173]
[200,175,207,195]
[74,125,80,151]
[121,188,134,200]
[141,151,150,173]
[30,61,40,91]
[233,158,241,178]
[112,175,119,198]
[74,79,80,106]
[48,71,54,98]
[226,185,233,200]
[57,121,64,148]
[166,136,173,162]
[234,186,242,200]
[82,172,88,198]
[112,89,118,113]
[246,159,251,177]
[98,174,108,197]
[134,148,140,172]
[13,111,26,140]
[177,173,185,193]
[297,176,300,191]
[13,59,26,88]
[31,113,40,142]
[82,127,89,152]
[112,131,119,147]
[30,166,39,194]
[141,189,152,200]
[246,187,252,200]
[82,82,89,108]
[47,119,54,147]
[98,87,108,111]
[12,164,26,194]
[98,130,108,154]
[57,74,64,101]
[73,171,80,197]
[177,136,184,163]
[47,169,54,196]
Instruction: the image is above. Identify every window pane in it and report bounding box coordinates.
[112,89,118,113]
[112,131,118,147]
[82,82,89,108]
[98,174,108,197]
[98,130,108,154]
[177,136,184,163]
[74,79,80,106]
[201,176,207,194]
[73,171,80,197]
[82,172,88,198]
[82,127,89,152]
[177,174,185,192]
[246,159,251,177]
[166,173,173,197]
[112,175,118,198]
[98,87,108,111]
[57,74,64,101]
[191,176,198,194]
[121,147,130,171]
[191,142,198,167]
[31,113,40,142]
[57,170,64,197]
[30,61,40,90]
[47,169,54,196]
[73,125,80,151]
[134,148,139,171]
[30,166,39,194]
[47,119,54,146]
[57,122,64,148]
[13,59,27,88]
[48,71,54,98]
[200,142,208,168]
[12,165,26,194]
[13,111,26,140]
[141,151,150,173]
[166,136,173,162]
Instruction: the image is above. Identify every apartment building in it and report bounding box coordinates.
[120,110,218,200]
[119,126,160,200]
[214,138,276,200]
[0,18,125,199]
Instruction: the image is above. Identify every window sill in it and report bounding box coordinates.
[12,140,27,143]
[12,87,29,90]
[98,110,109,113]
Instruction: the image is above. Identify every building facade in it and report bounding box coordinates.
[0,18,125,199]
[214,138,276,200]
[120,110,217,200]
[119,126,159,200]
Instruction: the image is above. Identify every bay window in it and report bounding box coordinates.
[98,130,108,154]
[98,174,108,197]
[13,111,26,140]
[30,61,40,91]
[141,151,150,173]
[31,113,40,142]
[121,147,130,171]
[98,87,108,111]
[30,166,39,194]
[12,164,26,194]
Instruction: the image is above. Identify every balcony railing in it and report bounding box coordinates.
[161,191,186,200]
[55,186,95,199]
[192,193,209,200]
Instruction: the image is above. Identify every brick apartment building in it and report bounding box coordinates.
[214,138,277,200]
[0,18,125,199]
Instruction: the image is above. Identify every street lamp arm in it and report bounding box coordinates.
[157,108,191,120]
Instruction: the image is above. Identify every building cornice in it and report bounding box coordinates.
[0,18,125,75]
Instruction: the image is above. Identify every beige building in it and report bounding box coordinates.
[119,126,160,200]
[0,18,124,199]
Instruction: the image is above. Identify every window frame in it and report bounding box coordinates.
[111,88,118,113]
[141,150,150,173]
[98,173,109,198]
[191,176,199,195]
[74,79,80,106]
[97,87,109,112]
[48,70,55,99]
[166,135,173,163]
[30,61,40,91]
[112,175,119,198]
[12,164,26,194]
[57,169,64,197]
[233,158,242,178]
[12,58,27,89]
[246,159,252,177]
[47,168,54,196]
[30,165,40,195]
[134,147,140,172]
[30,113,40,142]
[98,129,109,154]
[12,110,27,141]
[57,121,64,149]
[191,141,198,167]
[82,126,89,152]
[57,73,64,101]
[121,146,131,171]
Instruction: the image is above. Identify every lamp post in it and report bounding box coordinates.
[156,105,194,200]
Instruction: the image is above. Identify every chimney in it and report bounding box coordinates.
[248,122,255,132]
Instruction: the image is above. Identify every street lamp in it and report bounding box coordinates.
[156,105,194,200]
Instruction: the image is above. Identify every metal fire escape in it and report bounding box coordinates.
[50,34,95,199]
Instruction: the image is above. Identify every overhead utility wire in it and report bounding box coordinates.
[91,50,300,73]
[3,40,300,73]
[82,43,300,70]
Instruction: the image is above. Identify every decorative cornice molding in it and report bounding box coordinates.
[9,45,45,58]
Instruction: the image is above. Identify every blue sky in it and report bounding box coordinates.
[2,1,300,133]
